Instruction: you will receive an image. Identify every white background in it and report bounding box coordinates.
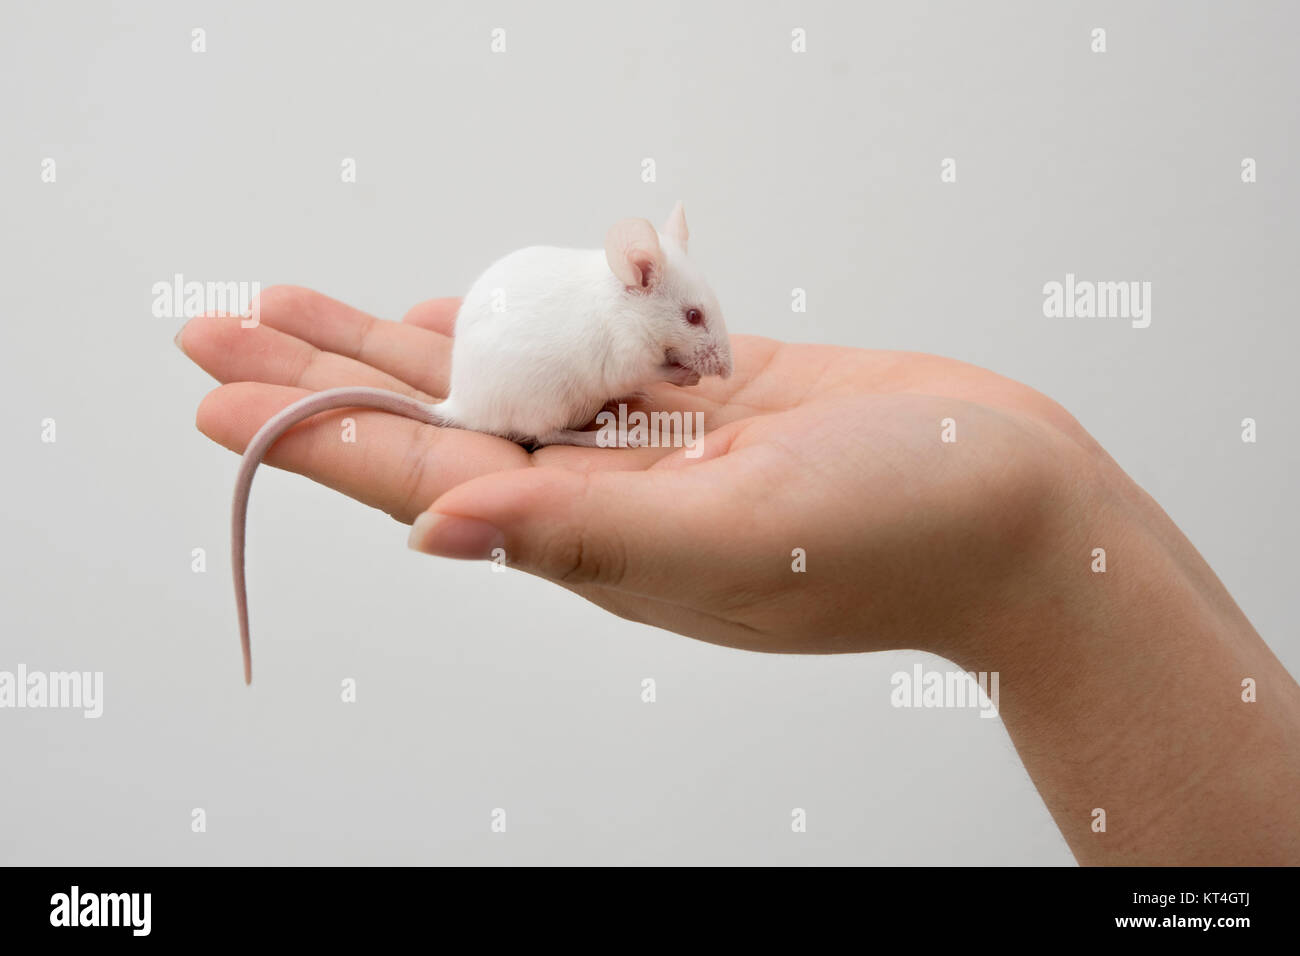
[1,0,1295,864]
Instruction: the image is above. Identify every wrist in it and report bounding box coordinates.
[939,440,1300,863]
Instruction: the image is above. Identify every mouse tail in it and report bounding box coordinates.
[233,387,448,685]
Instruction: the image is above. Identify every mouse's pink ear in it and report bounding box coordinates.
[604,218,664,291]
[662,200,688,250]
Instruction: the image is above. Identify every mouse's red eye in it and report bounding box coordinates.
[685,308,704,326]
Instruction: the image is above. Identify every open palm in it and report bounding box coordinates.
[182,286,1099,657]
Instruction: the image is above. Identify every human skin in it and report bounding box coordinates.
[178,286,1300,865]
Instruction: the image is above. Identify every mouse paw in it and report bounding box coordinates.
[659,363,701,387]
[603,391,651,411]
[534,428,601,448]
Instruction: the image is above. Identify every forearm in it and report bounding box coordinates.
[942,451,1300,865]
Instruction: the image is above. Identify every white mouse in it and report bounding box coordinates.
[232,202,733,683]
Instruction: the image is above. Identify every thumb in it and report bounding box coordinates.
[407,466,718,595]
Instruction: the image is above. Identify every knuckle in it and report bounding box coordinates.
[395,418,437,520]
[288,343,323,389]
[545,523,627,588]
[352,312,379,361]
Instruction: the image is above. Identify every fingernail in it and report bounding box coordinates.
[173,322,189,355]
[408,512,504,559]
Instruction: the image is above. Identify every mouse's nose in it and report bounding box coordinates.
[712,340,734,379]
[694,342,732,379]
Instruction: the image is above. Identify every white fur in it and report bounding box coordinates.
[435,229,731,441]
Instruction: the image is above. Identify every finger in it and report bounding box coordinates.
[401,297,462,336]
[178,313,438,401]
[197,382,529,522]
[249,286,453,396]
[531,440,683,472]
[407,463,757,604]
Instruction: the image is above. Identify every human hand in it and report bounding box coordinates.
[180,286,1300,865]
[179,285,1092,659]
